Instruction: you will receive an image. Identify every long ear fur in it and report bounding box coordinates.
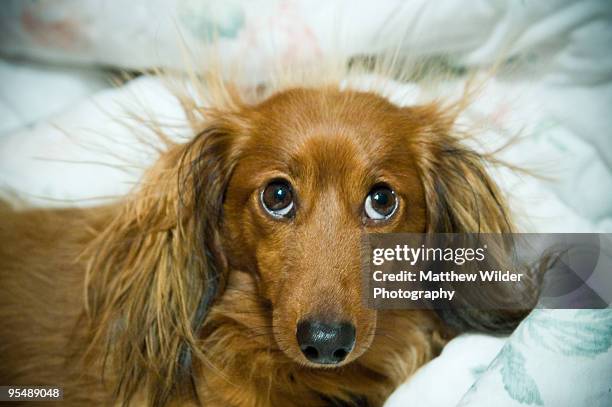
[409,102,531,335]
[409,103,513,234]
[83,119,242,406]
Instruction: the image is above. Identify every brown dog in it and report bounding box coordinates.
[0,70,525,406]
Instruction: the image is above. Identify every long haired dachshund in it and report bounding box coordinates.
[0,61,527,406]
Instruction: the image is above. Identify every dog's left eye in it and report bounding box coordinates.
[261,180,294,218]
[364,185,398,221]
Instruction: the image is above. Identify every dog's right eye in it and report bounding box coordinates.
[261,180,294,218]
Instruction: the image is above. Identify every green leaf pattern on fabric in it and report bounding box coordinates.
[470,364,488,380]
[486,309,612,405]
[494,343,544,405]
[518,310,612,358]
[179,0,245,40]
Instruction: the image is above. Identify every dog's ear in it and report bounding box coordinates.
[83,118,244,406]
[407,103,512,234]
[406,103,531,335]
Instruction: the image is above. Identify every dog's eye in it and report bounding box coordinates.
[261,180,294,218]
[364,185,398,220]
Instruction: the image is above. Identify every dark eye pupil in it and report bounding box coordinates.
[373,191,389,206]
[369,187,396,216]
[262,181,293,213]
[274,187,287,202]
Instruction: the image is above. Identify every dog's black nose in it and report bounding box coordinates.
[296,320,356,365]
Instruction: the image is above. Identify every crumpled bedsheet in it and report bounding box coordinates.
[1,1,611,406]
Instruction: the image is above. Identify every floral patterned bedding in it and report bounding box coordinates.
[1,1,611,406]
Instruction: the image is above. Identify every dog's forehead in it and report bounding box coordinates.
[244,88,409,171]
[227,87,427,199]
[252,87,401,131]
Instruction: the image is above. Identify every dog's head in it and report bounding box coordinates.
[86,85,522,405]
[220,89,428,366]
[217,88,518,366]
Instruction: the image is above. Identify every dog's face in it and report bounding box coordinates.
[220,88,428,366]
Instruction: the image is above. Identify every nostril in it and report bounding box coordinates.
[302,345,319,360]
[332,348,348,361]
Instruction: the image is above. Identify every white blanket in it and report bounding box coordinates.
[1,1,611,406]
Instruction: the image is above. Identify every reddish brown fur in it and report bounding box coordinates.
[0,86,518,406]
